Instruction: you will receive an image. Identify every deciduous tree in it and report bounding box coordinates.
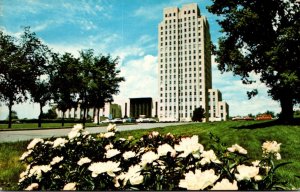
[0,28,44,128]
[208,0,300,122]
[50,52,80,127]
[192,106,205,122]
[22,28,53,128]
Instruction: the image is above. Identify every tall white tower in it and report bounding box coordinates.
[158,3,212,122]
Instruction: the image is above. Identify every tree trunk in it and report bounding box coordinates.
[97,107,100,125]
[8,102,12,128]
[279,95,294,123]
[93,107,96,122]
[62,111,65,127]
[38,103,43,128]
[82,107,86,127]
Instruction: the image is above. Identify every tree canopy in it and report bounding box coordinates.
[192,106,205,122]
[0,28,125,128]
[0,28,46,127]
[208,0,300,122]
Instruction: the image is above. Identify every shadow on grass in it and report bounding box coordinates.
[232,118,300,129]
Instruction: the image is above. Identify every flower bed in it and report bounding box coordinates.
[18,124,291,190]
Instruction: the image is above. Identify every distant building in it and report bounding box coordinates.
[208,89,229,121]
[118,97,158,119]
[158,3,212,122]
[158,3,229,122]
[129,98,157,118]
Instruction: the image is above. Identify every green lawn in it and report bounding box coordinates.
[1,120,299,190]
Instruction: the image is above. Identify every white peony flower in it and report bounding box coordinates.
[157,143,174,156]
[130,175,144,185]
[104,132,115,138]
[88,161,121,177]
[19,171,27,183]
[50,156,64,165]
[27,138,44,150]
[254,175,263,181]
[252,160,260,167]
[106,149,121,158]
[25,183,39,190]
[235,164,260,181]
[175,135,204,158]
[68,130,80,140]
[199,150,221,165]
[114,173,124,188]
[29,165,52,180]
[20,150,33,160]
[179,169,219,190]
[123,151,136,160]
[275,152,281,160]
[140,151,159,167]
[166,132,175,139]
[227,144,248,154]
[67,124,84,140]
[19,171,27,179]
[107,124,117,132]
[63,182,77,190]
[211,179,238,190]
[117,164,143,186]
[127,136,134,141]
[53,138,68,148]
[77,157,92,166]
[137,147,145,155]
[263,165,271,173]
[151,131,159,137]
[73,124,83,131]
[105,143,114,150]
[262,141,281,154]
[45,141,53,145]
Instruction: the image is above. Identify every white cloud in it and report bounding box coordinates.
[211,56,281,116]
[114,55,158,100]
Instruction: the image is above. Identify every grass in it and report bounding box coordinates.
[0,119,299,190]
[0,141,28,190]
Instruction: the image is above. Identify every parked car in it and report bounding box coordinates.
[232,116,244,121]
[136,118,157,123]
[243,116,255,121]
[111,118,123,123]
[122,118,136,123]
[100,119,111,123]
[145,118,158,123]
[136,118,146,123]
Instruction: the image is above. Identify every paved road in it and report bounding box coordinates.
[0,123,192,143]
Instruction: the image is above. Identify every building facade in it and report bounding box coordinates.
[208,89,229,121]
[56,98,159,121]
[158,3,212,122]
[120,98,158,119]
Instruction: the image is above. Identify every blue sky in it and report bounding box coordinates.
[0,0,281,119]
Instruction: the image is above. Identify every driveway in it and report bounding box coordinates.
[0,122,192,143]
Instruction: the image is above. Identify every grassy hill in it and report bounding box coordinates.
[1,119,299,190]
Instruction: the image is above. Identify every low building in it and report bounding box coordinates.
[117,97,158,119]
[208,89,229,121]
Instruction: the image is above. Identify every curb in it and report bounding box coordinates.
[0,126,74,132]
